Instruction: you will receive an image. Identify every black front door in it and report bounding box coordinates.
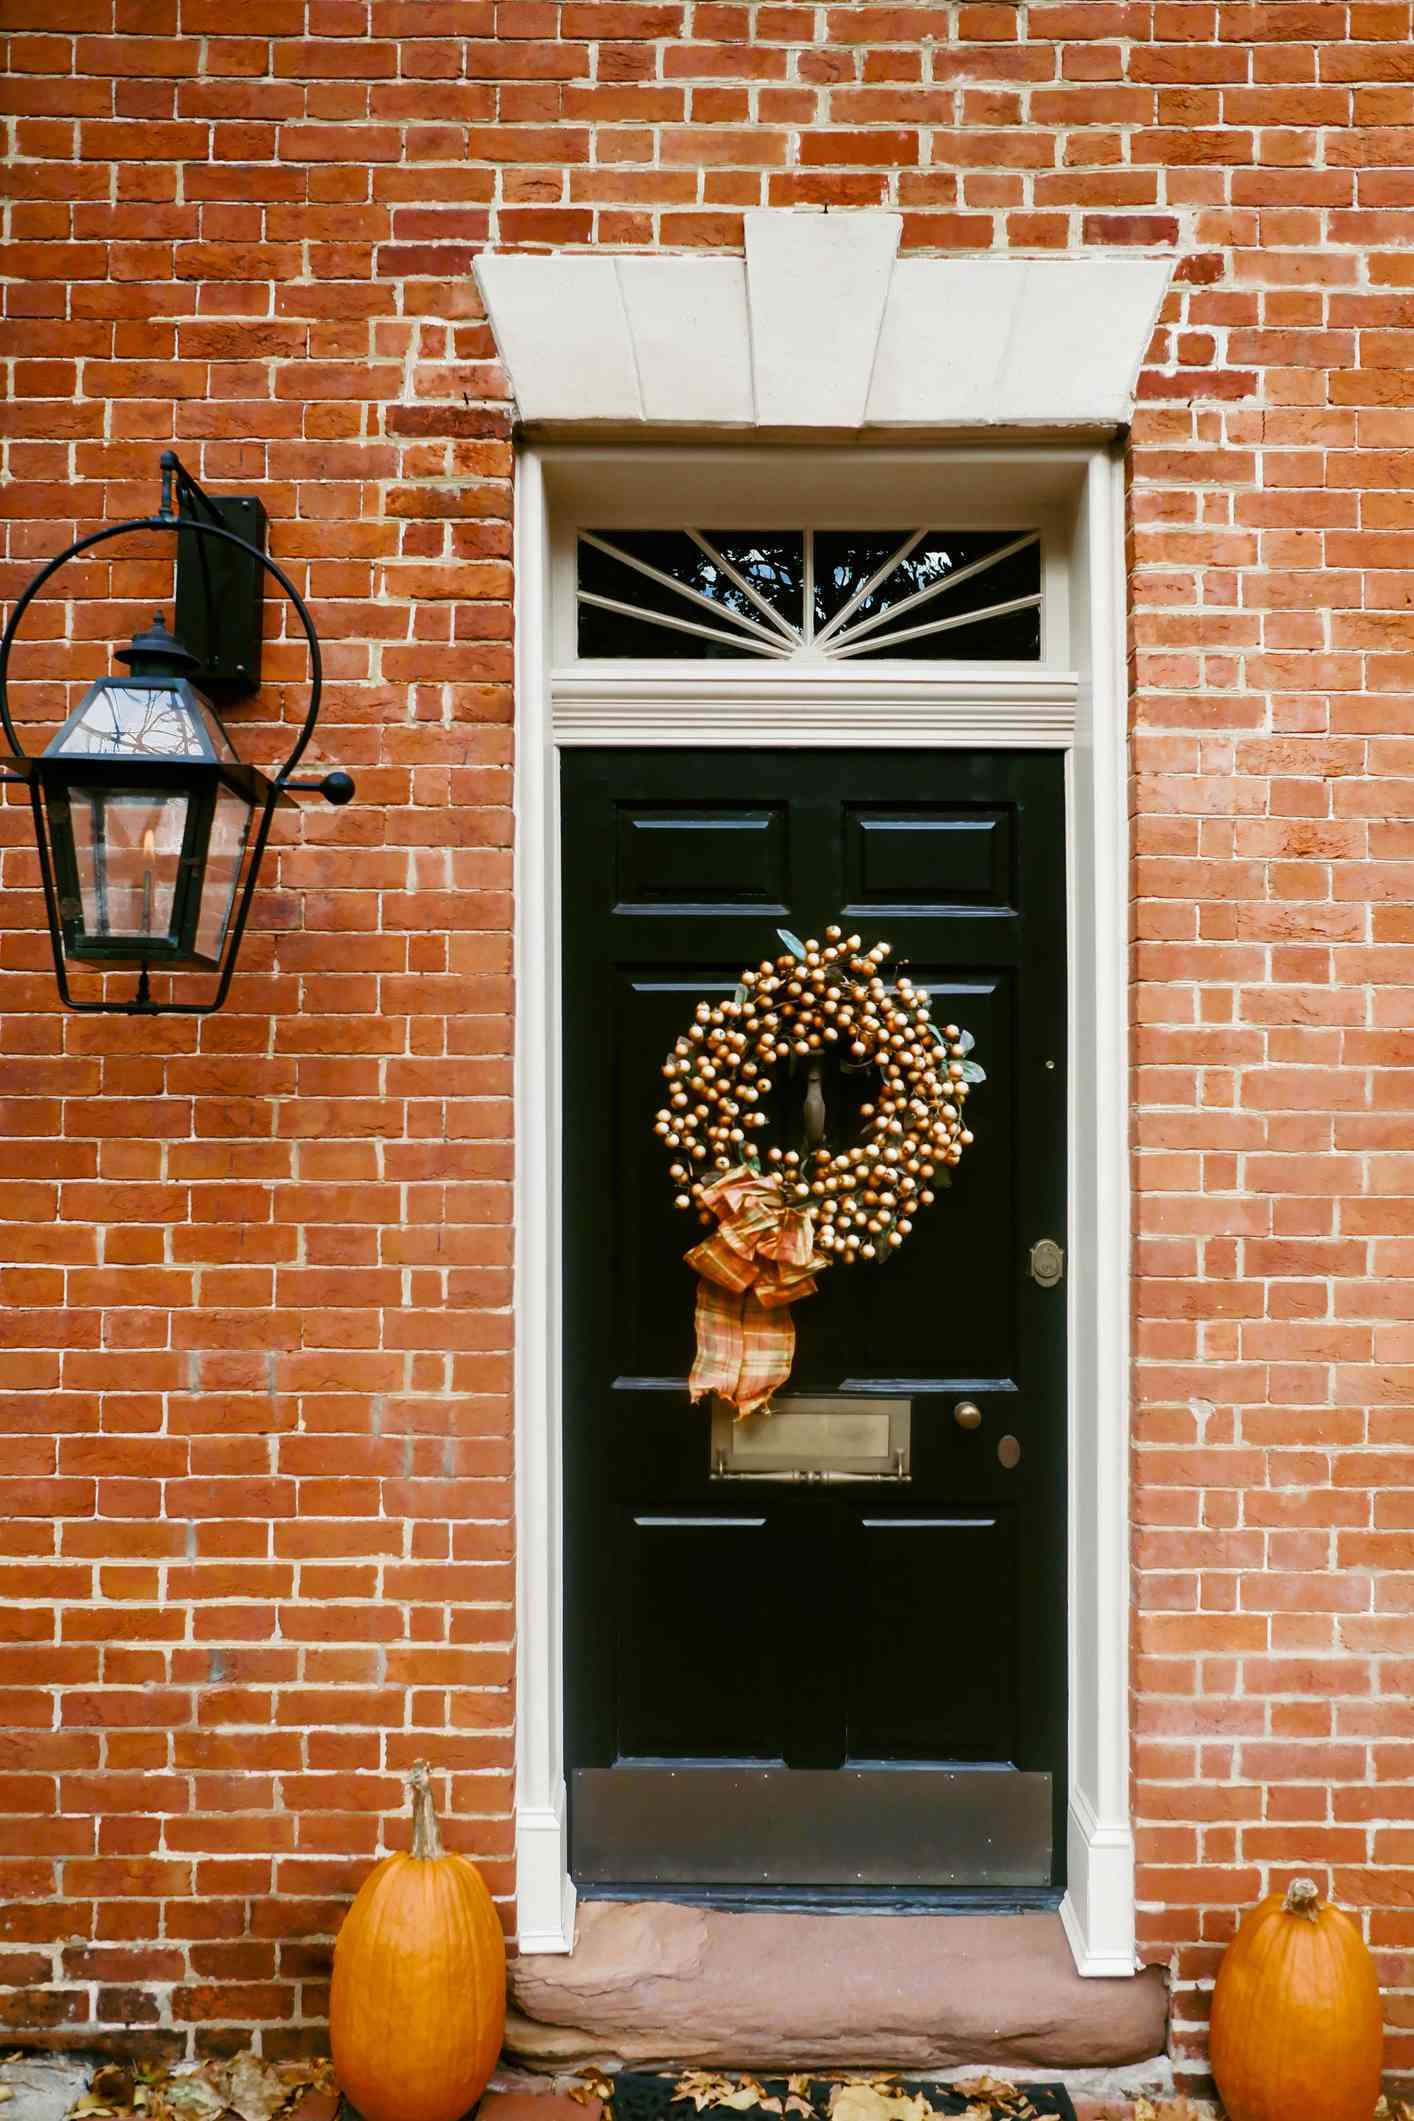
[560,748,1067,1899]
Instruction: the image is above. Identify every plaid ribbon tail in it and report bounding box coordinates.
[688,1278,797,1420]
[684,1164,827,1419]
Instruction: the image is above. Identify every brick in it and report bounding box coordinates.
[4,0,1414,2078]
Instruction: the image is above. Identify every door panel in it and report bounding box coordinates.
[615,802,792,911]
[561,748,1067,1895]
[619,1514,784,1760]
[842,805,1015,910]
[847,1513,1018,1762]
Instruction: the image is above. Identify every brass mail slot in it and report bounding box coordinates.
[711,1396,910,1482]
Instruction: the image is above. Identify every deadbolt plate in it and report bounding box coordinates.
[1029,1237,1064,1288]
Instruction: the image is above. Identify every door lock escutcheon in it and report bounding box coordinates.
[1029,1237,1065,1289]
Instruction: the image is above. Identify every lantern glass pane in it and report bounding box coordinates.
[69,787,190,945]
[194,784,255,961]
[51,680,238,763]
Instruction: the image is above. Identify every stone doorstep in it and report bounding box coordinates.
[504,1903,1170,2076]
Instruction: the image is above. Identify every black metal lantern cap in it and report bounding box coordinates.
[0,453,355,1016]
[115,611,201,677]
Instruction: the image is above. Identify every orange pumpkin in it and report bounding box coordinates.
[330,1761,506,2121]
[1209,1877,1383,2121]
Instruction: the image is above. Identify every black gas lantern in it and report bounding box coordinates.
[37,612,267,973]
[0,452,353,1014]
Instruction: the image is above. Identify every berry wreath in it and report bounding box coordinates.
[653,923,985,1418]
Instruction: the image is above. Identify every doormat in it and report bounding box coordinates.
[598,2070,1078,2121]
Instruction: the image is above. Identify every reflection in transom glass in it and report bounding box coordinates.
[577,529,1042,661]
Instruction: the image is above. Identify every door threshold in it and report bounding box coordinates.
[576,1882,1065,1916]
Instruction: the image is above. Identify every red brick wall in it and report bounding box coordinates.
[2,0,1412,2091]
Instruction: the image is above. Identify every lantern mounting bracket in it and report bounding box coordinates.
[159,449,267,701]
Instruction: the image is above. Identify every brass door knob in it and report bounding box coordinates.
[953,1400,982,1430]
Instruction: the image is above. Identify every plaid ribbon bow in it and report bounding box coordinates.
[685,1164,829,1419]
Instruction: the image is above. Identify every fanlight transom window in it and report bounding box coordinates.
[576,529,1042,662]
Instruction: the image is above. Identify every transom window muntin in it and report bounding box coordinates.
[575,528,1043,663]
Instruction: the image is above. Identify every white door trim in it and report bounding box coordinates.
[551,670,1077,750]
[512,443,1135,1975]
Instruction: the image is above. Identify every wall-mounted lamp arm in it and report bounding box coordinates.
[283,771,357,805]
[159,449,227,529]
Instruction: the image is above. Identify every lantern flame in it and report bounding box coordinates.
[140,824,156,937]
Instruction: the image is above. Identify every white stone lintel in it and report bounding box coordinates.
[476,215,1172,435]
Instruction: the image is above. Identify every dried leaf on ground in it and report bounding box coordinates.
[281,2092,338,2121]
[222,2052,290,2121]
[731,2080,781,2115]
[92,2074,136,2112]
[65,2050,339,2121]
[826,2082,936,2121]
[660,2074,1062,2121]
[951,2083,1033,2120]
[274,2065,335,2100]
[673,2074,761,2114]
[163,2079,228,2121]
[689,2078,818,2121]
[1134,2102,1200,2121]
[568,2071,616,2110]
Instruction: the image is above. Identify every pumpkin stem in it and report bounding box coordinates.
[408,1760,444,1861]
[1285,1877,1321,1920]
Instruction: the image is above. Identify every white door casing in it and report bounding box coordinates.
[485,217,1169,1979]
